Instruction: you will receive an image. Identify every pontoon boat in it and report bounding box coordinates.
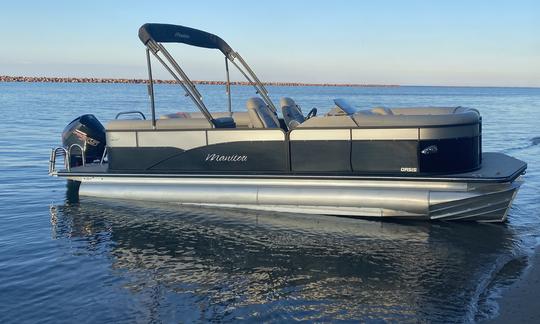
[49,23,527,222]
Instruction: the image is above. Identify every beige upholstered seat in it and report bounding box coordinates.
[298,106,479,128]
[280,97,305,130]
[352,106,480,127]
[246,97,279,128]
[161,111,252,128]
[298,115,359,128]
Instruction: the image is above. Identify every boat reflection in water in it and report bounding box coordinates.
[49,183,519,322]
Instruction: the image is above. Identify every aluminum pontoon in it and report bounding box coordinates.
[49,23,526,222]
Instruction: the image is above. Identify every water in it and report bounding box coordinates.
[1,82,539,323]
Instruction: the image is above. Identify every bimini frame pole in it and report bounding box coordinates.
[228,52,277,114]
[225,57,232,116]
[145,48,157,129]
[146,40,214,123]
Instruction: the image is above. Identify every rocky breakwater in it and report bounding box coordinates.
[0,75,399,87]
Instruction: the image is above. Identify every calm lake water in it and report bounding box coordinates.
[1,82,539,323]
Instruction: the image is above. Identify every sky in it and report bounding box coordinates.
[1,0,539,87]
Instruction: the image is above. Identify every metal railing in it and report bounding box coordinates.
[49,144,88,174]
[68,144,86,167]
[100,147,108,164]
[49,147,68,174]
[115,111,146,120]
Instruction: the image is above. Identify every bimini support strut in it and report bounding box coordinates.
[145,40,215,124]
[225,56,232,116]
[145,48,157,129]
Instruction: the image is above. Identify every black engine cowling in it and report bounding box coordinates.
[62,114,106,165]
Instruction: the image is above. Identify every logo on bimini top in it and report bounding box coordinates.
[205,154,248,162]
[174,32,190,39]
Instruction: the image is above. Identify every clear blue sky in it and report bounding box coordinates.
[1,0,539,86]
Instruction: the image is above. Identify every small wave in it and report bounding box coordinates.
[501,137,540,154]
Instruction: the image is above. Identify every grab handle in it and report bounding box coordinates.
[115,111,146,120]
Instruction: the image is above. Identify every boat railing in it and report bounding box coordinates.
[115,111,146,120]
[49,144,88,174]
[68,144,86,168]
[100,147,108,164]
[49,147,69,174]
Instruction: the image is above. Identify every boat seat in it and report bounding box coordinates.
[297,115,359,127]
[161,111,252,128]
[246,97,279,128]
[280,97,305,129]
[352,106,480,127]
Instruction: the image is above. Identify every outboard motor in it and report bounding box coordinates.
[62,114,106,166]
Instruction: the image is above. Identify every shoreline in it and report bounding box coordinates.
[487,248,540,323]
[0,75,398,88]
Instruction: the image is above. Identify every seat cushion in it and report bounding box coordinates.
[246,97,279,128]
[280,97,305,129]
[353,107,480,127]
